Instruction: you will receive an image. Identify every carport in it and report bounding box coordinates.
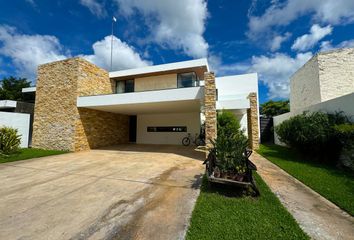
[77,87,204,145]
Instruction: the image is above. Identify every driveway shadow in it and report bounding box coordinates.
[95,144,205,161]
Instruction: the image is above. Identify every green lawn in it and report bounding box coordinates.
[0,148,68,164]
[186,174,309,240]
[257,144,354,216]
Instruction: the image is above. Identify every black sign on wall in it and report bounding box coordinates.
[147,126,187,132]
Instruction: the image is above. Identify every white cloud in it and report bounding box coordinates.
[210,51,313,99]
[249,52,313,98]
[0,25,68,80]
[248,0,354,40]
[114,0,208,58]
[337,40,354,48]
[208,55,249,76]
[271,32,291,51]
[0,25,151,80]
[320,41,333,51]
[320,39,354,52]
[80,0,107,18]
[292,24,332,52]
[81,35,151,71]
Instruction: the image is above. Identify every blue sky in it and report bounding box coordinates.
[1,0,354,103]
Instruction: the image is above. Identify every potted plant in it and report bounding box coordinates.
[204,111,259,195]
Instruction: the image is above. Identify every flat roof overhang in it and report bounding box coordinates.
[22,87,36,93]
[109,58,209,80]
[77,87,204,115]
[0,100,17,109]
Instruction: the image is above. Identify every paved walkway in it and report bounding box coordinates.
[251,152,354,240]
[0,144,204,240]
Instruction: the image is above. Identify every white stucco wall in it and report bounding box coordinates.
[318,48,354,102]
[290,56,321,111]
[137,112,200,145]
[0,112,30,148]
[215,73,258,101]
[215,73,260,140]
[231,111,248,137]
[274,92,354,145]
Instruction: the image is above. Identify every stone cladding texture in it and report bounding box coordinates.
[247,92,259,150]
[204,72,217,150]
[32,58,128,151]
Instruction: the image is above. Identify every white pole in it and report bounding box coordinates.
[110,18,114,71]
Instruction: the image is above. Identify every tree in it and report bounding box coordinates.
[0,76,31,101]
[260,100,290,117]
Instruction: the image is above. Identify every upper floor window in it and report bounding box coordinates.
[116,79,134,93]
[177,72,198,88]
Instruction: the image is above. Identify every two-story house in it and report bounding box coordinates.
[22,57,259,151]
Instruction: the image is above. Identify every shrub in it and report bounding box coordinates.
[261,100,290,117]
[213,110,249,173]
[217,110,241,137]
[334,124,354,143]
[275,111,352,164]
[334,124,354,170]
[214,130,249,173]
[0,127,21,155]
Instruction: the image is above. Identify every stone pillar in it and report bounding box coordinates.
[32,57,129,152]
[204,72,217,151]
[247,92,259,150]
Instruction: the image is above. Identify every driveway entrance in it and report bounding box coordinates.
[0,144,204,240]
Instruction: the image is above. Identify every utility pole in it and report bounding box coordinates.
[111,16,117,71]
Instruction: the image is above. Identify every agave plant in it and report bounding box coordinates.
[0,127,21,155]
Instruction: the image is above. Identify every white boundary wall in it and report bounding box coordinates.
[274,93,354,145]
[0,112,30,148]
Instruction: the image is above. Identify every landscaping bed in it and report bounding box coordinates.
[186,174,309,240]
[0,148,68,164]
[257,144,354,216]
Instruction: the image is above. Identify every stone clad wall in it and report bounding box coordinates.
[247,92,259,150]
[75,109,129,151]
[32,58,80,151]
[77,59,114,96]
[32,57,129,151]
[204,72,217,150]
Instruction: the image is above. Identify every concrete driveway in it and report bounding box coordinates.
[0,144,205,240]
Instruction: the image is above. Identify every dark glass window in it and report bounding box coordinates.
[147,126,187,132]
[116,79,134,93]
[177,72,198,88]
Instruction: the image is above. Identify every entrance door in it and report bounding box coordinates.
[129,115,137,142]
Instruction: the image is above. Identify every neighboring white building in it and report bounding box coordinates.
[290,48,354,111]
[275,48,354,144]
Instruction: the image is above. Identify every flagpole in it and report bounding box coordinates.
[110,17,114,71]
